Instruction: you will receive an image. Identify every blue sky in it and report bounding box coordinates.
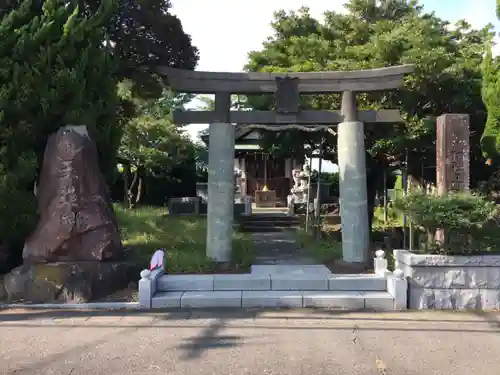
[170,0,499,171]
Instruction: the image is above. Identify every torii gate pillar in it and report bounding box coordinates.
[337,91,370,263]
[206,94,235,262]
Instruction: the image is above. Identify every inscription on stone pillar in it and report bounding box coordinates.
[276,77,299,114]
[436,114,470,194]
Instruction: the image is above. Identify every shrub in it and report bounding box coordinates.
[0,154,38,272]
[393,191,500,255]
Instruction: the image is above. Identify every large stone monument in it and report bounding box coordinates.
[436,114,470,194]
[23,125,122,262]
[3,125,128,303]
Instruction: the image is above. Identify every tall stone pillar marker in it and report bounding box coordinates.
[337,91,370,264]
[207,93,235,262]
[435,114,470,244]
[436,114,470,195]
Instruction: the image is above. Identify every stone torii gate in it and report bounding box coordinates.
[158,65,414,265]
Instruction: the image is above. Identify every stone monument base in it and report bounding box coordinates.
[2,262,136,303]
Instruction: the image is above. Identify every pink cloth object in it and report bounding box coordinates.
[150,249,165,271]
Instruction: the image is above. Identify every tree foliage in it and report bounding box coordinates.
[118,83,194,173]
[86,0,199,98]
[244,0,493,234]
[481,48,500,162]
[0,0,200,249]
[480,0,500,162]
[247,1,490,167]
[393,191,500,255]
[117,82,197,207]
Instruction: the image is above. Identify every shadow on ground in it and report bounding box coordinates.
[2,307,500,361]
[2,307,500,326]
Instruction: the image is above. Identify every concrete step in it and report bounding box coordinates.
[156,273,387,293]
[250,208,289,214]
[239,226,299,233]
[240,215,300,222]
[151,290,396,310]
[250,264,332,275]
[240,220,301,227]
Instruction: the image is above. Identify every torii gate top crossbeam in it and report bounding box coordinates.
[157,65,415,94]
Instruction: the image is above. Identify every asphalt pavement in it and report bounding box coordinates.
[1,308,499,375]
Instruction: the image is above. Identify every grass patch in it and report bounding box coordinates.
[295,228,342,265]
[115,204,255,274]
[373,206,404,230]
[296,220,375,273]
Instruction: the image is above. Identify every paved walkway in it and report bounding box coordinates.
[251,231,317,265]
[1,308,500,375]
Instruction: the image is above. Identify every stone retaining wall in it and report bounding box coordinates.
[394,250,500,309]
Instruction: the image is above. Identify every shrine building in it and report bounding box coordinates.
[202,125,302,206]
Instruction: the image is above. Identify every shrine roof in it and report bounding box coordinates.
[201,124,257,147]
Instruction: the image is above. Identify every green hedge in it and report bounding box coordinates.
[393,192,500,255]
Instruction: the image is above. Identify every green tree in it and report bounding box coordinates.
[480,0,500,163]
[117,82,197,207]
[245,1,492,239]
[0,0,121,264]
[85,0,199,98]
[481,48,500,163]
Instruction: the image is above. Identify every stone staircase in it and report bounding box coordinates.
[139,258,408,310]
[238,213,301,233]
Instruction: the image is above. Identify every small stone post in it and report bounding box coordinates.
[337,91,370,264]
[387,269,408,310]
[374,250,388,277]
[206,93,235,262]
[138,268,164,309]
[287,194,295,216]
[244,195,253,216]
